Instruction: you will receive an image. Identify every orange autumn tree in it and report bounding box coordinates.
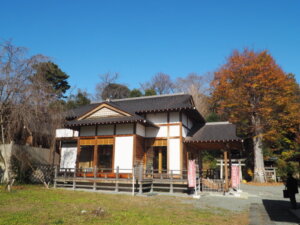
[211,49,300,183]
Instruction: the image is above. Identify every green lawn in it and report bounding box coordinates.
[0,185,248,225]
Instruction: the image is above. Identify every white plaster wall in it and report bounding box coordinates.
[157,126,168,137]
[169,112,179,123]
[145,127,159,137]
[60,143,77,169]
[169,125,180,137]
[116,124,134,135]
[168,138,180,174]
[182,113,188,127]
[97,125,114,135]
[56,129,78,138]
[114,136,133,173]
[80,126,96,136]
[182,127,188,137]
[146,126,167,137]
[147,113,168,124]
[136,123,145,137]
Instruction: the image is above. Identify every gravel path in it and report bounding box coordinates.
[182,184,300,225]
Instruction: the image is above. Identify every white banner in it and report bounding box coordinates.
[188,160,196,188]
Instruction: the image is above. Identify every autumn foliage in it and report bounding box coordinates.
[211,49,300,181]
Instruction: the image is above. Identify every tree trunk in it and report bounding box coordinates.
[252,115,266,183]
[0,142,14,191]
[0,143,12,183]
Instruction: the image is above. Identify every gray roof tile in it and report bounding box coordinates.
[185,122,241,142]
[66,93,204,123]
[65,114,156,127]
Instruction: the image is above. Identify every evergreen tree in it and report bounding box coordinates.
[33,61,70,98]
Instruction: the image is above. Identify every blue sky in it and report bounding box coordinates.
[1,0,299,96]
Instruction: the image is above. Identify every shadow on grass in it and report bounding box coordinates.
[262,199,299,223]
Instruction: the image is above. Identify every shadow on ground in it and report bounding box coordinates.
[262,199,299,224]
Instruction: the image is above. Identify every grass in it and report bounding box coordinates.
[0,185,248,225]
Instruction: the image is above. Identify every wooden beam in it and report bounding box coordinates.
[76,137,81,168]
[112,137,115,170]
[133,123,136,135]
[113,124,116,135]
[229,148,232,181]
[93,137,98,167]
[187,141,241,151]
[158,148,162,173]
[133,134,137,167]
[224,150,229,191]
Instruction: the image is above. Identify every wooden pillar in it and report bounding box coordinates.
[224,150,229,191]
[199,150,203,176]
[220,160,223,179]
[133,134,137,167]
[115,166,119,192]
[76,138,81,168]
[138,165,143,194]
[93,137,98,168]
[158,148,162,173]
[150,166,154,193]
[73,166,76,190]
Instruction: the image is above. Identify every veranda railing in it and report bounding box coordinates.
[54,166,224,193]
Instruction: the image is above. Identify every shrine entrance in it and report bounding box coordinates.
[153,146,167,173]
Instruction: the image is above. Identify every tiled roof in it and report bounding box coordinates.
[65,114,157,128]
[185,122,241,143]
[111,93,194,113]
[66,93,204,123]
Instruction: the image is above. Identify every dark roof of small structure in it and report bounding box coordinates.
[65,93,205,126]
[185,122,242,143]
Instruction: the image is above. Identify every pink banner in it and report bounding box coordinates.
[231,165,240,188]
[188,160,196,188]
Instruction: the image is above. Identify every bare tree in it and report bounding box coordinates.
[140,73,174,95]
[175,73,212,117]
[0,41,64,191]
[95,72,119,100]
[152,73,174,94]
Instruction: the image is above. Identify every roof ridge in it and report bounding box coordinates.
[110,92,187,102]
[206,121,231,125]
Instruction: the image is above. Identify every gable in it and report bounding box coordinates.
[78,103,131,120]
[87,107,123,119]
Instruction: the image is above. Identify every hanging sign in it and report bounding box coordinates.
[188,160,196,188]
[231,165,240,188]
